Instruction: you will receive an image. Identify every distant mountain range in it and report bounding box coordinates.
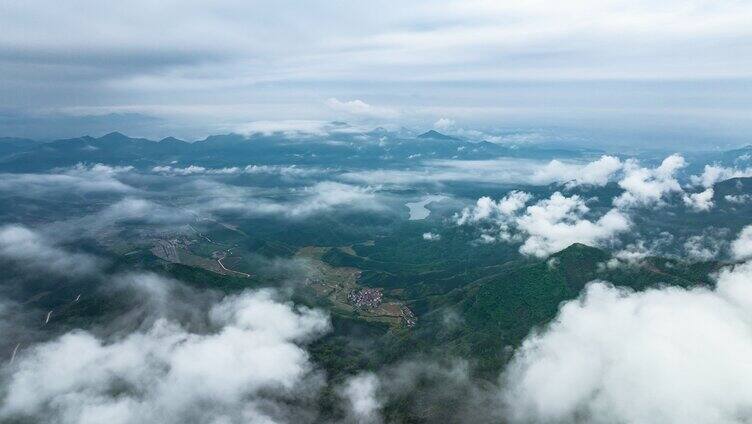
[0,129,598,172]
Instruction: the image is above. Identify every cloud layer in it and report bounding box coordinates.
[0,163,135,195]
[0,224,102,276]
[1,283,331,424]
[344,156,624,187]
[3,1,752,141]
[503,261,752,424]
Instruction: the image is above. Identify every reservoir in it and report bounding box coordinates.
[405,195,447,220]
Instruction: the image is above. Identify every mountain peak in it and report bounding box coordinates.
[418,130,458,140]
[551,243,609,264]
[98,131,130,141]
[159,136,185,144]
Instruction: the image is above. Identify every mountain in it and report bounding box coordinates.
[0,132,193,171]
[1,128,720,172]
[0,130,586,172]
[0,137,39,156]
[0,136,37,146]
[396,242,715,374]
[417,130,459,141]
[159,136,187,144]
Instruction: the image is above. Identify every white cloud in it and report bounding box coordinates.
[613,240,654,263]
[725,194,752,204]
[343,156,622,188]
[325,98,398,119]
[609,232,676,266]
[684,233,727,261]
[152,165,241,175]
[613,154,686,209]
[0,287,330,424]
[0,163,135,195]
[516,193,630,257]
[731,226,752,261]
[537,156,623,188]
[0,225,101,276]
[422,232,441,241]
[97,197,195,225]
[39,197,197,243]
[683,188,715,211]
[196,180,382,219]
[433,118,456,131]
[242,165,326,178]
[234,120,340,137]
[293,182,381,217]
[458,192,630,257]
[340,359,502,422]
[503,261,752,424]
[456,191,531,226]
[340,373,382,424]
[690,164,752,188]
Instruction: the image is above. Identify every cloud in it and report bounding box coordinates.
[3,1,751,91]
[0,286,330,424]
[191,180,383,219]
[0,163,135,195]
[503,261,752,424]
[325,98,398,119]
[235,120,334,137]
[538,156,623,188]
[456,191,531,226]
[242,165,327,179]
[731,225,752,261]
[0,225,102,276]
[458,192,630,257]
[292,182,381,217]
[613,154,686,209]
[338,359,504,423]
[451,155,731,258]
[34,196,197,244]
[152,165,241,175]
[102,272,229,333]
[691,164,752,188]
[433,118,456,131]
[612,240,655,263]
[234,120,369,137]
[0,297,50,362]
[339,373,382,424]
[725,194,752,204]
[342,156,623,187]
[100,197,191,223]
[603,232,677,268]
[516,193,630,257]
[2,2,752,141]
[683,187,715,211]
[422,232,441,241]
[684,231,728,261]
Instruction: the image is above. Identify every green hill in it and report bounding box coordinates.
[386,243,715,375]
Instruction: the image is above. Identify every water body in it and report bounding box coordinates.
[405,195,447,220]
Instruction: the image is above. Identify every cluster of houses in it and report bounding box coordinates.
[348,287,418,328]
[348,287,383,309]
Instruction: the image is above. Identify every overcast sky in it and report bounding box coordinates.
[1,0,751,147]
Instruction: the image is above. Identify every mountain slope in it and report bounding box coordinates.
[397,243,715,374]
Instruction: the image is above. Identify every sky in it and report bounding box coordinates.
[1,0,751,147]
